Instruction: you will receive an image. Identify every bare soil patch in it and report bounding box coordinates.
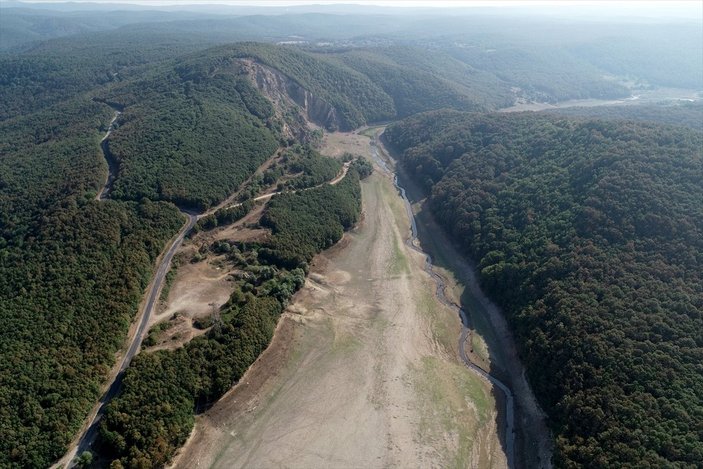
[171,132,506,469]
[147,204,271,350]
[321,130,371,158]
[155,255,233,323]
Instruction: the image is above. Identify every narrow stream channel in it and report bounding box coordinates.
[370,134,516,468]
[96,109,121,200]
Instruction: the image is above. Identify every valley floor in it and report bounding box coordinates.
[170,131,507,468]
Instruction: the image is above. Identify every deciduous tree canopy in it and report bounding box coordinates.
[386,110,703,467]
[98,169,362,468]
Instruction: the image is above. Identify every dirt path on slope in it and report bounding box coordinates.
[54,212,197,469]
[171,137,506,469]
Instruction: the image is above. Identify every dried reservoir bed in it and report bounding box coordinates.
[171,131,507,469]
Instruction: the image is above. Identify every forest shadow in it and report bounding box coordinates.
[395,168,517,467]
[373,131,545,467]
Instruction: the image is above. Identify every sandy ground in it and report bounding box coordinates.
[156,254,233,321]
[148,202,271,345]
[384,136,553,469]
[321,130,372,158]
[170,133,506,469]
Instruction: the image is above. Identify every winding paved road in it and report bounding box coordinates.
[370,135,516,468]
[58,136,351,467]
[58,212,197,468]
[57,109,199,468]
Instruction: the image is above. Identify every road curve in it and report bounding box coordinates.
[57,212,197,468]
[57,156,352,467]
[370,135,516,468]
[222,161,351,210]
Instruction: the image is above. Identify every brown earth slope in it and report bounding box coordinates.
[171,132,506,469]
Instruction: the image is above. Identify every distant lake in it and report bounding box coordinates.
[500,87,702,112]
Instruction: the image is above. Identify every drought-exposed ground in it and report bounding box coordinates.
[381,135,553,469]
[149,160,352,351]
[500,86,701,112]
[171,131,507,468]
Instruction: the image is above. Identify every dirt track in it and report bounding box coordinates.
[171,133,506,468]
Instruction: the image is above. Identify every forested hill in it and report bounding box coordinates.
[96,53,279,210]
[324,46,512,112]
[545,102,703,130]
[90,40,495,209]
[385,111,703,467]
[0,39,279,466]
[170,43,500,131]
[80,41,529,211]
[181,43,396,130]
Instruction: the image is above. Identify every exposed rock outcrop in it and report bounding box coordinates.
[240,59,343,136]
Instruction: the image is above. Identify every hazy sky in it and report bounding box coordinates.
[12,0,702,7]
[11,0,703,19]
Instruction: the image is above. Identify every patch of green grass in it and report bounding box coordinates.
[416,287,454,354]
[471,330,490,364]
[375,176,412,277]
[461,293,503,368]
[159,253,184,302]
[411,356,494,468]
[380,177,412,238]
[388,233,409,275]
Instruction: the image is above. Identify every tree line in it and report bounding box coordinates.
[97,169,363,468]
[385,110,703,467]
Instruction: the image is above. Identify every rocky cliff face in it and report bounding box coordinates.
[241,59,343,134]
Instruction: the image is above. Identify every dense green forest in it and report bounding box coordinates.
[335,46,514,109]
[324,47,503,114]
[0,92,185,467]
[100,61,279,210]
[385,111,703,467]
[190,43,514,130]
[548,102,703,130]
[279,144,342,190]
[98,169,362,467]
[0,31,209,121]
[189,43,396,130]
